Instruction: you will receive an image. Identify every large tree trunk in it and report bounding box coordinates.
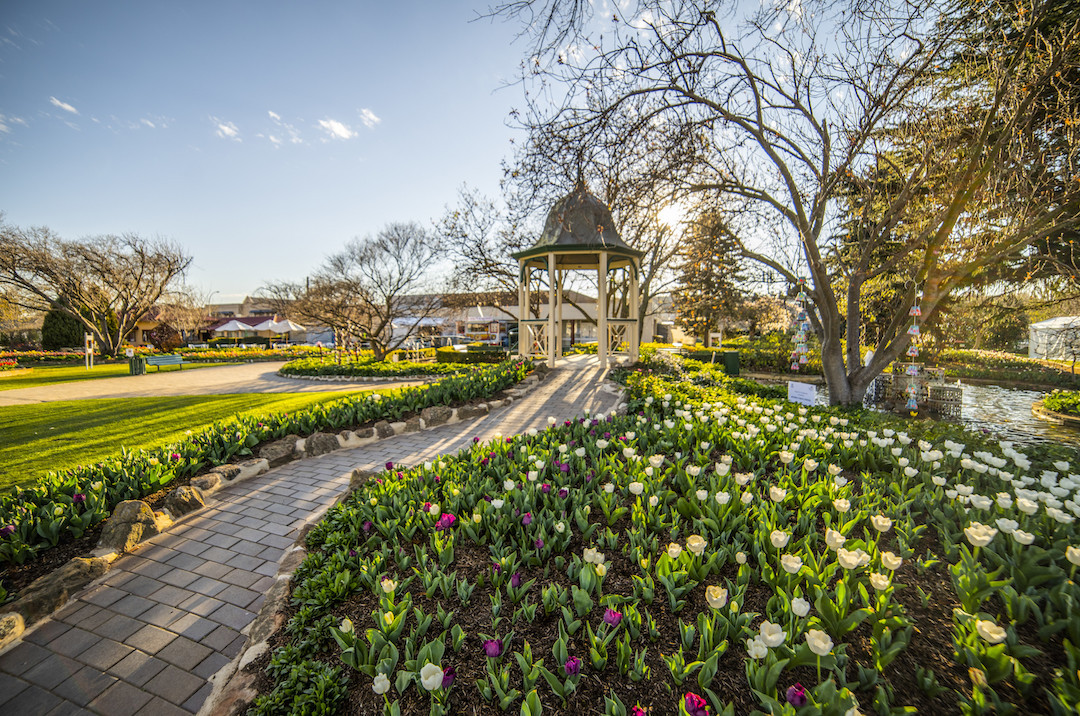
[820,338,855,406]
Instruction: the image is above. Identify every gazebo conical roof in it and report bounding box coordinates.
[512,182,642,273]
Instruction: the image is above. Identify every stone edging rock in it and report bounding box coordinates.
[0,371,542,655]
[1032,399,1080,427]
[201,374,627,716]
[278,371,444,383]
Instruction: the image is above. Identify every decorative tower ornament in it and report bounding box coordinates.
[903,287,924,413]
[790,278,811,371]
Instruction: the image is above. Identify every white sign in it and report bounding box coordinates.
[787,381,817,406]
[125,348,135,358]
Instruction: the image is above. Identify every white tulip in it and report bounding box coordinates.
[629,482,644,495]
[833,498,851,513]
[975,620,1007,644]
[881,552,903,570]
[825,529,846,551]
[649,495,659,507]
[806,629,834,656]
[735,551,747,564]
[715,491,730,505]
[741,492,753,505]
[419,663,444,691]
[758,620,787,647]
[770,530,790,548]
[686,535,707,556]
[769,486,787,503]
[870,515,893,533]
[706,585,728,609]
[781,554,803,574]
[373,673,391,695]
[696,489,709,501]
[1012,530,1035,545]
[746,636,768,659]
[964,522,997,547]
[667,542,683,559]
[1066,545,1080,566]
[791,597,810,617]
[869,572,890,590]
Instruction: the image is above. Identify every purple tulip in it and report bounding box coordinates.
[0,525,14,538]
[483,639,503,658]
[564,657,581,676]
[442,666,456,688]
[435,514,457,531]
[362,520,373,533]
[541,483,551,494]
[559,463,570,473]
[72,493,86,505]
[510,572,522,588]
[481,458,489,466]
[534,538,544,550]
[170,452,181,461]
[473,436,480,443]
[522,512,533,526]
[385,461,394,471]
[558,488,568,498]
[423,502,432,512]
[786,683,807,707]
[492,562,502,574]
[684,693,709,716]
[348,549,357,557]
[631,707,647,716]
[603,608,623,627]
[604,432,611,439]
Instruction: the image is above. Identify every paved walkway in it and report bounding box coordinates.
[0,357,620,716]
[0,363,425,406]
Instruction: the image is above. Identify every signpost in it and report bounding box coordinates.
[787,380,816,406]
[84,333,95,370]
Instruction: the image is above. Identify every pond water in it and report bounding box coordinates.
[809,382,1080,449]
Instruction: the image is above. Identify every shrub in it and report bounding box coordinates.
[40,307,84,350]
[280,356,467,378]
[1043,389,1080,417]
[436,346,507,364]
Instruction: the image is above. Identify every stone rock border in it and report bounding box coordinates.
[202,377,630,716]
[0,371,542,655]
[1032,399,1080,428]
[278,372,445,383]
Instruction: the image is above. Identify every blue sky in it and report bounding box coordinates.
[0,1,529,300]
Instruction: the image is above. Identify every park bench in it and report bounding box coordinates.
[145,355,187,371]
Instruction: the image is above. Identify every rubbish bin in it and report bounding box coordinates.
[128,357,146,375]
[722,350,740,376]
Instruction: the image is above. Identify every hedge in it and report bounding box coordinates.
[280,356,468,378]
[436,346,508,364]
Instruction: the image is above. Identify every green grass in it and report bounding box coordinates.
[0,391,362,489]
[0,362,228,392]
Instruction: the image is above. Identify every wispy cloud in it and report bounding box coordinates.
[318,118,355,140]
[212,117,241,141]
[359,108,381,129]
[267,110,302,145]
[49,96,79,114]
[0,114,27,133]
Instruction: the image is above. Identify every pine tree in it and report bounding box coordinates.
[673,213,745,341]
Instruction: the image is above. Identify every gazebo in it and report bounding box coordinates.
[512,182,643,369]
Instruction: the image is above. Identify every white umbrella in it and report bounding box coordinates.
[216,319,251,333]
[270,318,306,333]
[250,319,276,332]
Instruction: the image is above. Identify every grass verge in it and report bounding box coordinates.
[0,362,228,392]
[0,391,364,489]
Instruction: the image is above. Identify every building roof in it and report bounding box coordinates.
[1031,316,1080,330]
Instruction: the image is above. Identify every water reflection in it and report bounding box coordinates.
[810,382,1080,449]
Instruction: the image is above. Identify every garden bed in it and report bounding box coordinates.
[0,362,534,601]
[241,367,1080,715]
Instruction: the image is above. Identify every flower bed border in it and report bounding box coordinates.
[0,372,543,656]
[1032,399,1080,427]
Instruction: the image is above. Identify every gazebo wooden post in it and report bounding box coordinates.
[547,252,557,368]
[556,268,564,358]
[518,259,528,359]
[598,251,608,371]
[630,258,640,363]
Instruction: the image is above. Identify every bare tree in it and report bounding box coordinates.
[0,221,192,356]
[498,0,1080,404]
[156,285,215,344]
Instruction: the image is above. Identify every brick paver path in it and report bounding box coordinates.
[0,358,620,716]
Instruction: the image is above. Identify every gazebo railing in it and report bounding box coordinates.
[607,319,635,355]
[520,320,549,360]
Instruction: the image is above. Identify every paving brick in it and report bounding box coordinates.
[177,526,214,542]
[91,612,145,642]
[0,641,50,676]
[258,533,295,549]
[169,614,218,642]
[87,679,154,716]
[230,539,266,556]
[192,560,232,579]
[126,625,177,655]
[64,604,115,634]
[52,665,117,707]
[23,654,83,689]
[0,672,29,707]
[107,651,168,687]
[79,584,127,608]
[155,635,213,671]
[139,603,188,629]
[216,585,260,609]
[129,558,173,579]
[8,683,63,716]
[186,575,229,597]
[22,620,69,648]
[236,517,270,532]
[202,533,240,549]
[250,576,277,593]
[224,554,264,571]
[219,568,260,588]
[46,627,99,659]
[181,680,213,713]
[191,651,231,680]
[147,585,196,607]
[122,575,167,597]
[257,545,284,561]
[254,561,280,577]
[44,701,95,716]
[197,546,236,564]
[142,663,206,705]
[158,568,200,589]
[171,539,210,557]
[133,696,191,716]
[208,602,255,631]
[201,625,240,652]
[74,637,133,671]
[178,593,224,617]
[164,552,204,572]
[137,544,179,564]
[110,594,156,618]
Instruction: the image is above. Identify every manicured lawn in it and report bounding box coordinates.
[0,361,227,392]
[0,391,360,489]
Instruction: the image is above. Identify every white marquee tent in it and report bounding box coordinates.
[1029,316,1080,360]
